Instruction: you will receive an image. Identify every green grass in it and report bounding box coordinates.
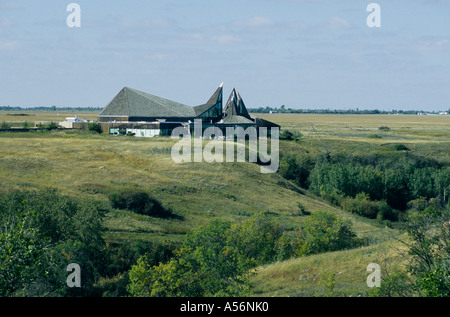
[1,112,448,297]
[250,236,408,297]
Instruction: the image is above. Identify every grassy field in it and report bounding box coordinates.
[0,110,99,127]
[0,111,448,296]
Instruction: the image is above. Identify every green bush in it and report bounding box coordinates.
[372,207,450,297]
[341,196,396,220]
[0,121,11,129]
[279,153,315,188]
[126,211,361,297]
[109,190,174,218]
[226,212,285,265]
[294,202,311,216]
[46,121,59,130]
[128,219,253,297]
[394,144,409,151]
[0,189,107,297]
[87,122,102,133]
[293,211,359,256]
[280,129,302,141]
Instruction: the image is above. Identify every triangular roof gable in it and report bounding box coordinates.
[99,88,131,117]
[224,88,238,117]
[193,84,223,116]
[237,92,250,119]
[99,87,196,118]
[224,89,251,119]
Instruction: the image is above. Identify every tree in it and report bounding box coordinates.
[0,189,107,297]
[226,212,286,265]
[372,206,450,297]
[293,211,358,256]
[87,122,102,133]
[127,220,252,297]
[279,154,315,188]
[0,210,53,296]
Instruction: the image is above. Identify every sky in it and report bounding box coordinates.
[0,0,449,111]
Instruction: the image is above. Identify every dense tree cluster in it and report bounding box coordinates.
[280,150,450,221]
[127,211,360,297]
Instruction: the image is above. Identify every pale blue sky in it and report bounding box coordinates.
[1,0,449,111]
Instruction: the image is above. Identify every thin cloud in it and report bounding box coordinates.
[233,16,275,28]
[212,34,242,44]
[0,1,21,9]
[323,17,352,30]
[0,41,18,50]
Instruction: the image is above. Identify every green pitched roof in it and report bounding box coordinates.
[99,87,196,118]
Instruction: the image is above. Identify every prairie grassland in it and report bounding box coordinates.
[0,131,382,245]
[249,113,450,296]
[257,113,450,164]
[255,113,450,131]
[1,112,448,296]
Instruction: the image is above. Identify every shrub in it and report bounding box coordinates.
[0,189,106,297]
[279,153,315,188]
[293,211,358,256]
[280,130,302,141]
[46,121,59,130]
[109,190,174,218]
[294,202,311,216]
[280,130,294,140]
[87,122,102,133]
[394,144,409,151]
[226,212,286,265]
[128,219,253,297]
[0,121,11,129]
[341,196,395,220]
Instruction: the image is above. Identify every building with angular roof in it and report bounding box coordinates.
[97,83,279,137]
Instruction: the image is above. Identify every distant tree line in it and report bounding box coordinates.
[0,106,102,112]
[249,106,448,115]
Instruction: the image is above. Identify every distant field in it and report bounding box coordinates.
[254,113,450,131]
[0,110,99,126]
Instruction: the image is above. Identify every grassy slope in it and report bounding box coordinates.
[0,130,383,240]
[249,113,450,297]
[0,113,448,296]
[0,131,397,296]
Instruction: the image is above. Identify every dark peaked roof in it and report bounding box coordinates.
[237,92,250,119]
[99,87,196,118]
[224,88,251,119]
[224,88,238,117]
[193,84,223,116]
